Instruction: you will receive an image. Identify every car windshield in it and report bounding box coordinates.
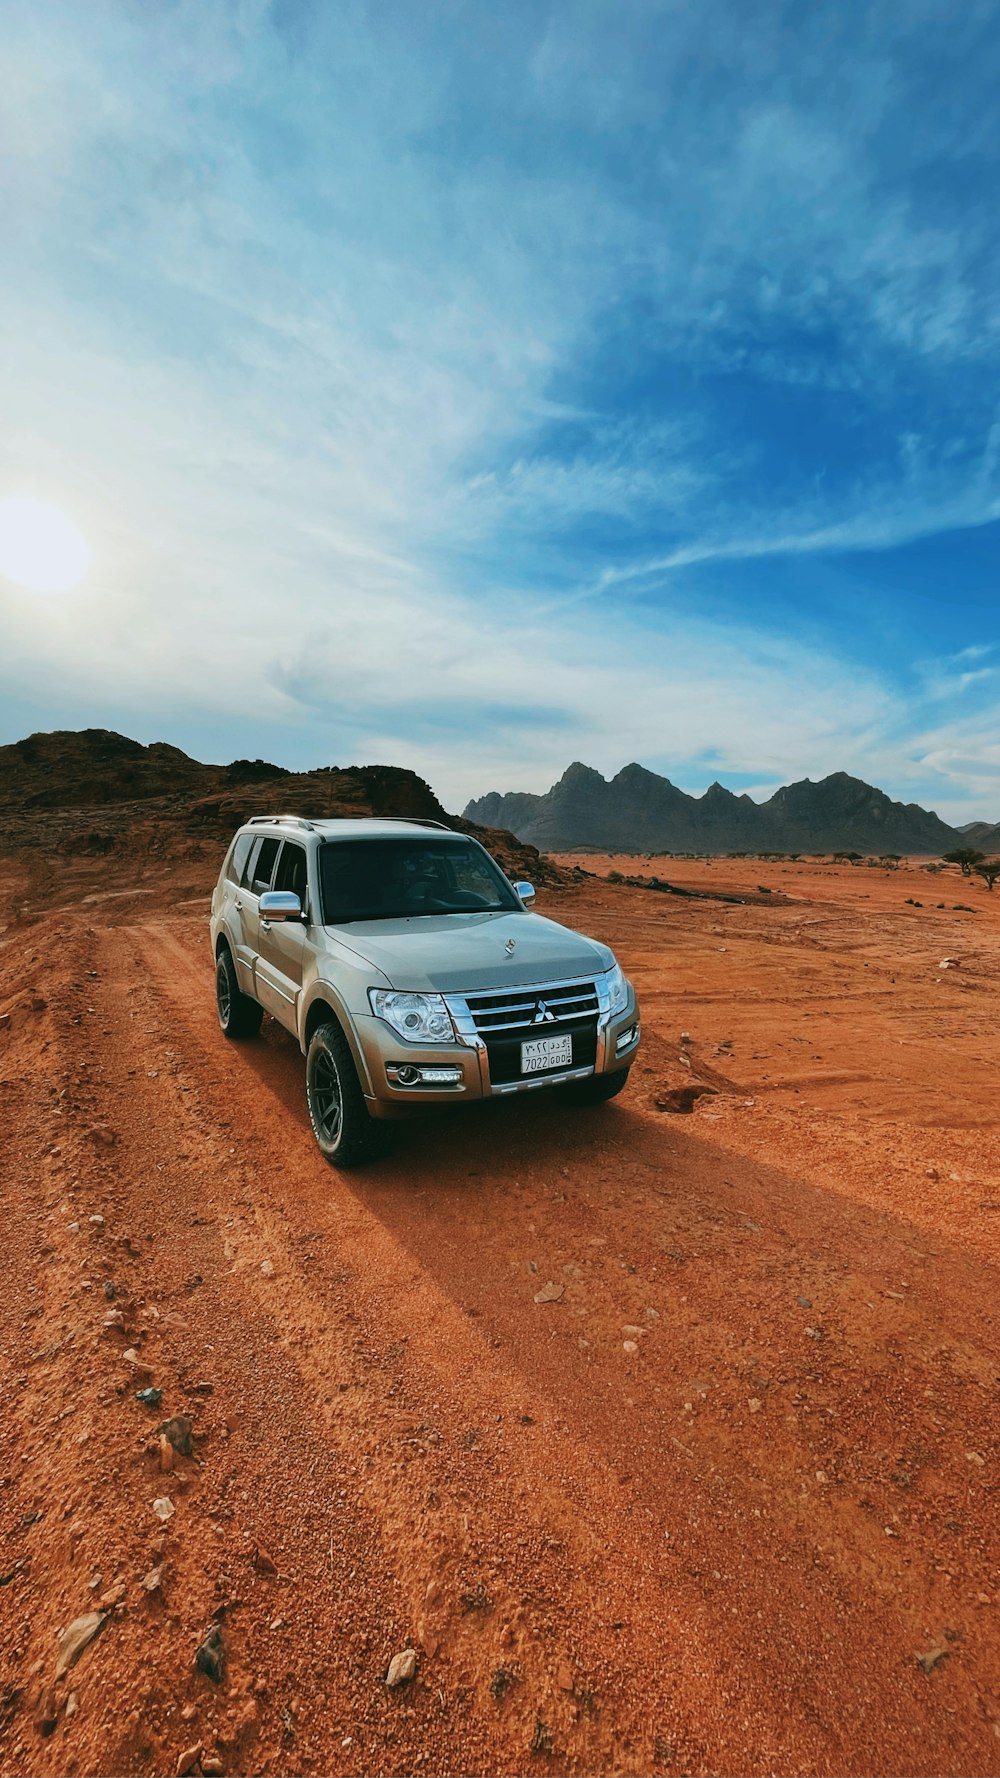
[319,837,521,924]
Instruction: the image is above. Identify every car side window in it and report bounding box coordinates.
[273,841,308,906]
[249,836,280,896]
[227,833,254,885]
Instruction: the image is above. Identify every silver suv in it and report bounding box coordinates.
[210,815,640,1165]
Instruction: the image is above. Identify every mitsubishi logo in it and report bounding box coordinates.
[533,1000,556,1024]
[504,938,516,956]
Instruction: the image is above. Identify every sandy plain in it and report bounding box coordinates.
[0,851,997,1776]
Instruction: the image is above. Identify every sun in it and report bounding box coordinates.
[0,494,92,594]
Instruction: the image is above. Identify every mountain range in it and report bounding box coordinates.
[464,762,1000,856]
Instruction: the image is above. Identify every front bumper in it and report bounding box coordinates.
[354,981,640,1118]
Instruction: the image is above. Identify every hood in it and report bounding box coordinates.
[324,909,612,992]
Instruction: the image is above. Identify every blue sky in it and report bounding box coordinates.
[2,0,1000,818]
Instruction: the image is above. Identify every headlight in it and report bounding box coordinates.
[604,962,630,1015]
[369,989,456,1044]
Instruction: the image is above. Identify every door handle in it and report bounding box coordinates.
[260,918,271,932]
[235,899,243,911]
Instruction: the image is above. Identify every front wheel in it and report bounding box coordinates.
[216,947,264,1040]
[561,1067,631,1106]
[305,1022,387,1167]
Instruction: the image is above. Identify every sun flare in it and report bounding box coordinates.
[0,494,91,594]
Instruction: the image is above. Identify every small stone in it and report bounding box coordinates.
[748,1398,762,1413]
[180,1704,198,1723]
[622,1324,646,1337]
[195,1624,225,1684]
[98,1583,127,1610]
[152,1497,175,1522]
[202,1761,224,1776]
[253,1548,278,1576]
[556,1659,574,1691]
[622,1341,639,1354]
[101,1310,125,1329]
[158,1435,175,1473]
[533,1281,564,1304]
[796,1296,812,1308]
[65,1693,78,1720]
[925,1167,940,1182]
[35,1683,59,1737]
[136,1387,162,1408]
[103,1281,116,1302]
[679,1031,692,1045]
[939,958,959,969]
[175,1743,202,1776]
[55,1611,107,1678]
[805,1326,824,1341]
[260,1260,274,1278]
[141,1567,163,1594]
[916,1644,949,1674]
[67,1222,80,1234]
[385,1647,418,1687]
[157,1415,194,1457]
[89,1215,105,1226]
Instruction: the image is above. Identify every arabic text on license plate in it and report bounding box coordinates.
[521,1033,573,1074]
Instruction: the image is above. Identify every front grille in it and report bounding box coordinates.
[463,979,599,1037]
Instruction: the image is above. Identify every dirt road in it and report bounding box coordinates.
[1,861,998,1775]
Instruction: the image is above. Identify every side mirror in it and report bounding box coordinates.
[514,881,536,906]
[259,890,303,923]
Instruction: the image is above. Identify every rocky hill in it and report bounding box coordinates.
[465,762,964,855]
[953,819,1000,853]
[0,729,558,915]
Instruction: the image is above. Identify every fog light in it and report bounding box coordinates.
[616,1024,638,1053]
[387,1063,464,1088]
[395,1064,420,1085]
[417,1066,463,1084]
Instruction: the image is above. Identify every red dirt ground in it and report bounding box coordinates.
[0,853,997,1776]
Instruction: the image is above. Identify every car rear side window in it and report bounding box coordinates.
[248,836,280,895]
[227,833,254,885]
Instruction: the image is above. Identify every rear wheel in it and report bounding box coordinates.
[216,946,263,1039]
[305,1021,386,1167]
[562,1067,630,1106]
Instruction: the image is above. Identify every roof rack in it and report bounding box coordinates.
[376,817,454,832]
[246,814,317,831]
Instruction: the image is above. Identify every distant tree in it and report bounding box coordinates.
[973,858,1000,891]
[880,854,902,869]
[943,847,986,876]
[846,852,863,865]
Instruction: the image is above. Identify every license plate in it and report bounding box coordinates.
[520,1033,573,1074]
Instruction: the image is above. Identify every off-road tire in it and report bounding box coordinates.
[562,1067,631,1106]
[216,946,264,1040]
[305,1021,386,1167]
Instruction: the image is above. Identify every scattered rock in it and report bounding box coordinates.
[65,1693,78,1719]
[98,1583,127,1610]
[916,1644,950,1674]
[141,1567,163,1594]
[55,1610,107,1678]
[679,1031,692,1045]
[748,1398,763,1413]
[939,958,960,969]
[804,1326,824,1341]
[655,1085,717,1114]
[152,1497,175,1523]
[252,1548,278,1577]
[622,1341,639,1355]
[622,1324,646,1337]
[101,1310,126,1330]
[796,1296,812,1308]
[35,1683,59,1736]
[195,1625,225,1684]
[385,1648,418,1687]
[925,1167,940,1181]
[89,1215,105,1227]
[202,1760,224,1776]
[533,1281,564,1304]
[136,1387,162,1408]
[158,1435,175,1473]
[260,1260,275,1278]
[157,1415,194,1458]
[175,1742,202,1776]
[67,1222,80,1234]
